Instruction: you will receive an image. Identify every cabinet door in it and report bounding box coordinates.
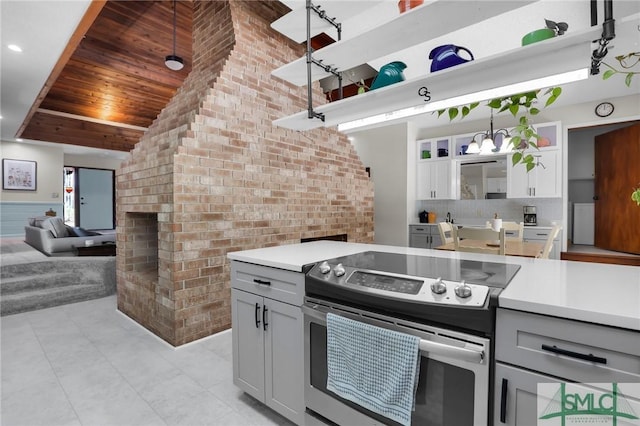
[507,159,532,198]
[264,298,305,424]
[494,363,562,426]
[416,162,432,199]
[531,150,559,197]
[409,233,430,248]
[432,160,452,199]
[430,230,443,248]
[231,289,265,402]
[508,151,560,198]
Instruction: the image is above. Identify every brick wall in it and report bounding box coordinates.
[116,0,374,346]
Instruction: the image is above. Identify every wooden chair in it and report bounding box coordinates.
[452,226,506,255]
[437,222,454,244]
[537,225,562,259]
[485,221,525,241]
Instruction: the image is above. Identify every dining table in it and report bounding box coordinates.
[434,240,544,258]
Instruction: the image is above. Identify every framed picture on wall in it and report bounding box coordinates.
[2,159,37,191]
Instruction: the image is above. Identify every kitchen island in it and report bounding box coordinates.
[228,240,639,330]
[228,241,639,425]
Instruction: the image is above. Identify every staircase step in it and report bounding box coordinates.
[0,272,82,295]
[0,257,116,316]
[0,283,108,316]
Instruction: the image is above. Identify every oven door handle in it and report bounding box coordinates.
[303,303,485,364]
[419,339,484,364]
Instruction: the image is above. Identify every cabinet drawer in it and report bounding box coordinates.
[409,225,432,235]
[523,228,557,241]
[496,308,640,383]
[231,261,304,306]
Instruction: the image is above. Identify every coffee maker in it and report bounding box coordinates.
[523,206,537,226]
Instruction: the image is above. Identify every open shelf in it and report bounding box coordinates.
[271,1,384,44]
[274,23,601,131]
[271,0,538,86]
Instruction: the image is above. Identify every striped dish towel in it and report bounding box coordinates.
[326,313,421,426]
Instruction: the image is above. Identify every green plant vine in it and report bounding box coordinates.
[436,87,562,171]
[632,184,640,206]
[602,52,640,87]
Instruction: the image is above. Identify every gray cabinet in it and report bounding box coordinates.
[231,261,304,424]
[494,308,640,425]
[409,224,442,249]
[523,227,562,260]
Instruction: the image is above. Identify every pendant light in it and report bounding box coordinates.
[165,0,184,71]
[467,110,511,155]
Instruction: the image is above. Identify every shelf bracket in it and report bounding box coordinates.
[305,0,345,122]
[590,0,616,75]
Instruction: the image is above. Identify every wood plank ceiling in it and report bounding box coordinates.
[19,1,193,152]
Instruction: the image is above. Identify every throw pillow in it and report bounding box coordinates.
[50,217,69,238]
[36,217,57,237]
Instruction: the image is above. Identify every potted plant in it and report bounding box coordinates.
[522,19,568,46]
[602,51,640,87]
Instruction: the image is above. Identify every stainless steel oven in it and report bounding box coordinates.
[304,298,490,426]
[303,251,521,426]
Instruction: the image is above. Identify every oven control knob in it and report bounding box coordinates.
[454,281,472,298]
[430,277,447,294]
[318,261,331,274]
[333,263,346,277]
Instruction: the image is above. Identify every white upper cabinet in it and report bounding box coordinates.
[417,160,453,200]
[507,150,560,198]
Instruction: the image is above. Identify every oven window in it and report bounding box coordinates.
[310,323,475,425]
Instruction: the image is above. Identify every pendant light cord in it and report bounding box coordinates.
[172,0,177,55]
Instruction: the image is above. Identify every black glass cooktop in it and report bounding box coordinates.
[326,251,520,288]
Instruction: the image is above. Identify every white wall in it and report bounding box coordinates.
[351,123,410,246]
[1,141,64,203]
[0,140,124,236]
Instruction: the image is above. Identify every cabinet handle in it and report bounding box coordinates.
[500,378,508,423]
[255,303,261,328]
[253,279,271,286]
[541,344,607,364]
[263,305,269,331]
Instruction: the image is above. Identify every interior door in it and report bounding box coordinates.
[77,168,114,230]
[594,123,640,254]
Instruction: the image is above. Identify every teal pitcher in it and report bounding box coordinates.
[370,61,407,90]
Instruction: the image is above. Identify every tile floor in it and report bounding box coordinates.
[1,295,295,426]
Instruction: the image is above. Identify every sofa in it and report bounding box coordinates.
[25,216,115,255]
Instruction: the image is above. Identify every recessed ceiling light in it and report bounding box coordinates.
[15,138,23,142]
[8,44,22,52]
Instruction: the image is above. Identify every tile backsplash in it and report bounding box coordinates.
[417,198,562,226]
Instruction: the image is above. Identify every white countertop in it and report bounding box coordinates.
[227,241,640,331]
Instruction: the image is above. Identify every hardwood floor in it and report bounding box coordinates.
[561,244,640,266]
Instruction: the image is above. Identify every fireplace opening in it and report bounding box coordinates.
[124,212,159,282]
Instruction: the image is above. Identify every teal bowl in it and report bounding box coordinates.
[522,28,555,46]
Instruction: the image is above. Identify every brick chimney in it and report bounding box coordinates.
[115,0,374,346]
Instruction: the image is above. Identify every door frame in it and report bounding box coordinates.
[563,113,640,253]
